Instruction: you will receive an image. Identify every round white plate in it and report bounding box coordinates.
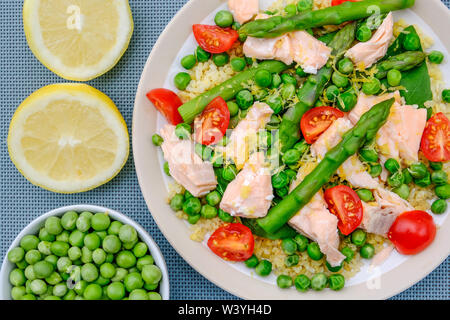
[133,0,450,299]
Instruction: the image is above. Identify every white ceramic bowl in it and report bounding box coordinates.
[0,205,170,300]
[133,0,450,299]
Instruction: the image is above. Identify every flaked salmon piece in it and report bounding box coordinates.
[361,188,413,236]
[289,31,331,74]
[345,12,394,69]
[220,152,273,218]
[243,36,294,65]
[223,102,273,169]
[160,124,217,197]
[370,244,394,268]
[311,117,379,189]
[228,0,259,25]
[288,163,346,267]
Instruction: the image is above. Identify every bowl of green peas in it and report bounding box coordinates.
[0,205,169,300]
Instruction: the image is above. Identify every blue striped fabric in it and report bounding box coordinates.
[0,0,448,300]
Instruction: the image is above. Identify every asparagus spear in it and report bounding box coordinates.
[279,22,356,152]
[374,51,427,79]
[239,0,415,38]
[257,98,395,234]
[178,60,289,123]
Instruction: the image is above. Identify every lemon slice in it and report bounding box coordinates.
[23,0,133,81]
[8,84,129,193]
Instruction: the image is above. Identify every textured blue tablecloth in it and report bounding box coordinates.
[0,0,449,300]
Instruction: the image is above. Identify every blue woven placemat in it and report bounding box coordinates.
[0,0,448,300]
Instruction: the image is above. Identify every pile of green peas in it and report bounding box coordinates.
[7,211,163,300]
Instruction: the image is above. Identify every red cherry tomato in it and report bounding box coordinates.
[388,211,436,255]
[324,185,363,236]
[420,112,450,162]
[193,24,239,54]
[207,223,254,261]
[193,96,230,145]
[331,0,359,6]
[146,88,183,125]
[300,106,344,144]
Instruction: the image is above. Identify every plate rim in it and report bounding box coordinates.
[132,0,450,300]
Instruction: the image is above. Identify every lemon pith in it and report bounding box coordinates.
[8,84,129,193]
[23,0,134,81]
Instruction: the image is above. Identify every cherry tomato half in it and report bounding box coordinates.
[300,106,344,144]
[193,96,230,145]
[420,112,450,162]
[207,223,254,261]
[388,210,436,255]
[331,0,360,6]
[193,24,239,54]
[146,88,183,125]
[324,185,363,235]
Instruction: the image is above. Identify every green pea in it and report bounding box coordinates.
[81,263,99,283]
[15,259,28,270]
[230,57,246,72]
[11,286,27,300]
[384,158,400,174]
[277,275,293,289]
[415,171,431,188]
[92,248,107,265]
[285,169,297,183]
[387,69,402,87]
[56,257,72,274]
[76,215,91,233]
[187,214,201,225]
[332,72,349,88]
[403,32,421,51]
[431,170,448,186]
[271,73,282,88]
[201,205,217,219]
[218,209,234,223]
[61,211,78,231]
[255,260,272,277]
[124,272,144,292]
[271,171,288,189]
[294,140,309,155]
[431,199,447,214]
[359,149,378,163]
[25,250,41,265]
[206,190,221,207]
[212,52,229,67]
[356,189,374,202]
[56,230,69,243]
[360,243,375,259]
[53,283,68,297]
[222,165,238,181]
[282,148,301,165]
[430,162,443,171]
[45,272,62,285]
[91,213,111,231]
[338,58,354,74]
[67,246,81,261]
[128,289,148,300]
[63,289,76,300]
[341,247,355,263]
[362,78,381,95]
[44,216,63,236]
[435,184,450,199]
[326,85,340,101]
[281,238,298,255]
[9,269,26,286]
[83,233,100,251]
[297,0,313,12]
[32,260,54,279]
[81,247,93,264]
[236,89,254,109]
[8,247,25,264]
[196,46,210,62]
[174,72,191,90]
[169,193,184,212]
[118,225,138,244]
[253,69,273,88]
[266,94,283,114]
[351,229,366,246]
[276,186,289,198]
[393,184,410,200]
[21,294,37,300]
[293,234,308,252]
[442,89,450,103]
[294,274,311,292]
[388,171,405,188]
[337,91,357,112]
[284,3,297,15]
[39,228,55,242]
[403,169,413,184]
[148,292,162,300]
[181,54,196,70]
[224,102,239,118]
[369,164,382,178]
[73,279,87,295]
[356,25,372,42]
[20,235,39,251]
[285,254,300,267]
[182,197,202,216]
[214,10,234,27]
[44,255,58,267]
[102,235,121,254]
[142,265,162,285]
[69,230,85,247]
[24,265,36,281]
[307,242,323,261]
[311,273,328,291]
[151,133,164,147]
[83,283,102,300]
[328,274,345,291]
[30,279,47,295]
[281,73,297,86]
[326,261,343,272]
[106,282,125,300]
[408,162,427,179]
[244,255,259,268]
[50,241,69,257]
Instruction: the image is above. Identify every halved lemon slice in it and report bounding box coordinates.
[8,84,129,193]
[23,0,134,81]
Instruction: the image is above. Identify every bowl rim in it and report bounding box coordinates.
[132,0,450,300]
[0,204,170,300]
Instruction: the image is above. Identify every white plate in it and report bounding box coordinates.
[133,0,450,299]
[0,205,170,300]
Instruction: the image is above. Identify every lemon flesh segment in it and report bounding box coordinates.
[23,0,133,81]
[8,84,129,193]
